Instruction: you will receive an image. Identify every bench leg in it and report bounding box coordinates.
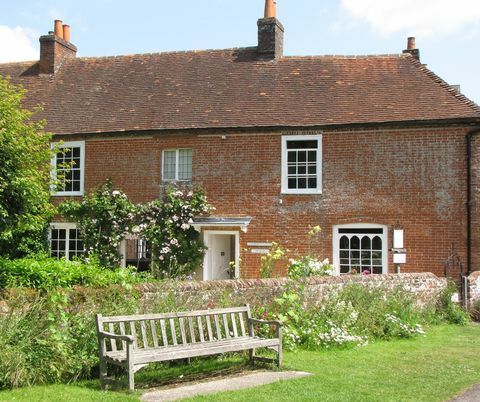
[127,344,135,392]
[249,348,256,363]
[277,344,282,367]
[99,359,107,390]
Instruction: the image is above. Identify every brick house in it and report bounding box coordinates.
[1,1,479,279]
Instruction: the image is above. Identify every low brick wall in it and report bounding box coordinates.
[137,273,447,310]
[468,271,480,308]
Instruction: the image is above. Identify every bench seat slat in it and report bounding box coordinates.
[104,336,279,365]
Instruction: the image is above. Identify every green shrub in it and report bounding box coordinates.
[436,281,470,325]
[265,282,446,351]
[0,256,152,289]
[0,287,142,388]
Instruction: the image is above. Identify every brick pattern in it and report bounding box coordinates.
[51,124,474,278]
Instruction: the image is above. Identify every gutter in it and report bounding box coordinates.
[467,127,480,275]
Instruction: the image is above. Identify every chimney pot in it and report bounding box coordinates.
[264,0,276,18]
[402,36,420,61]
[54,20,63,38]
[407,37,416,50]
[63,24,71,42]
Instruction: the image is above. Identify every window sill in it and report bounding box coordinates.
[51,191,84,197]
[281,189,322,195]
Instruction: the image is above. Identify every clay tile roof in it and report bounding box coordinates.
[0,47,479,135]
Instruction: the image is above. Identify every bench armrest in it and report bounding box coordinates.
[98,330,134,343]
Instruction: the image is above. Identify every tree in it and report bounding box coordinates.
[0,75,54,256]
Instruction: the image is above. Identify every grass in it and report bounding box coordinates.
[1,324,479,401]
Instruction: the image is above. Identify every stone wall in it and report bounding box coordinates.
[467,271,480,308]
[138,273,447,310]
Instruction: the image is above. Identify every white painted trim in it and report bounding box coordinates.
[281,134,322,194]
[161,148,193,182]
[202,230,240,280]
[193,222,249,233]
[332,223,389,275]
[51,141,85,196]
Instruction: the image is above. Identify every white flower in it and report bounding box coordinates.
[172,215,179,222]
[181,223,190,230]
[112,190,121,196]
[170,238,179,246]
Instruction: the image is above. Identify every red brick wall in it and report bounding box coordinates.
[58,124,472,278]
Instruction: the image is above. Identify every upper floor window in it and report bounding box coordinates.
[162,149,192,181]
[50,223,85,260]
[281,135,322,194]
[52,141,85,196]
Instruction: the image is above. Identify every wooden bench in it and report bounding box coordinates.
[95,305,282,391]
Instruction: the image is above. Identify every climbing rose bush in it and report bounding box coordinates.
[59,180,136,268]
[136,188,213,279]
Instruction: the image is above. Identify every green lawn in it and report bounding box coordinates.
[1,324,479,402]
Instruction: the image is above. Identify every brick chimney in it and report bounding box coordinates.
[39,20,77,74]
[257,0,284,59]
[402,37,420,61]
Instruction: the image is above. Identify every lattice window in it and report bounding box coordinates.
[163,149,192,181]
[52,141,84,195]
[50,224,84,260]
[282,135,322,194]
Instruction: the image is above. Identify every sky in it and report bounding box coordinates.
[1,0,480,104]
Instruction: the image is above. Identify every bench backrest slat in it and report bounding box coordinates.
[179,318,187,344]
[100,307,249,323]
[97,306,251,351]
[130,321,138,349]
[239,312,246,337]
[197,316,204,342]
[169,318,177,346]
[206,315,213,341]
[108,322,117,352]
[140,321,148,348]
[159,319,168,346]
[222,314,230,338]
[188,317,196,343]
[150,320,158,348]
[231,313,238,338]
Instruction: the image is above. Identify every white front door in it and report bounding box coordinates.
[203,231,240,280]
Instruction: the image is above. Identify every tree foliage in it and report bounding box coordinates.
[0,76,54,256]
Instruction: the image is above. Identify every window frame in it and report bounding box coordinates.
[51,141,85,196]
[49,222,85,260]
[332,223,389,275]
[281,134,322,194]
[161,148,193,182]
